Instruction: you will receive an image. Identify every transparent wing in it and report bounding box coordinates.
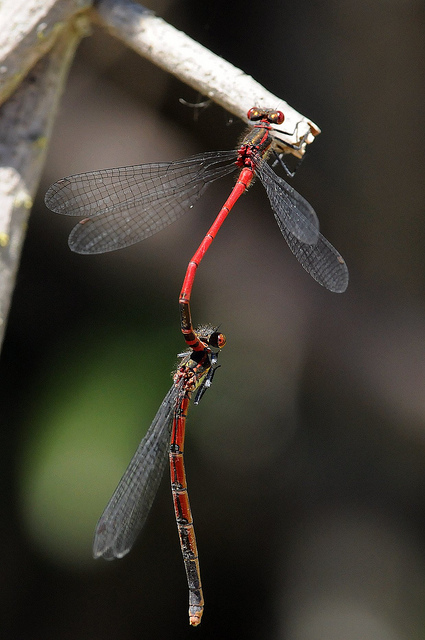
[93,382,182,560]
[45,151,238,254]
[255,160,320,244]
[275,215,349,293]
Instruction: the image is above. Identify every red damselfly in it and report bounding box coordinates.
[45,107,349,304]
[93,325,225,626]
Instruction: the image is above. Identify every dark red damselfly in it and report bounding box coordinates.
[93,325,225,626]
[45,107,349,325]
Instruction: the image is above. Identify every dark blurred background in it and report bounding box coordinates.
[1,0,425,638]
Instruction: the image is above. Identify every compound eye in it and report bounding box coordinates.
[216,333,226,348]
[209,331,226,349]
[247,107,262,121]
[270,110,285,125]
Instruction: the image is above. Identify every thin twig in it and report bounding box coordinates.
[95,0,320,153]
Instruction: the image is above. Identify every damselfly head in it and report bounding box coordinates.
[208,331,226,349]
[194,325,226,350]
[247,107,285,126]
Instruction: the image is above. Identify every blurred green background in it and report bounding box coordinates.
[1,0,425,638]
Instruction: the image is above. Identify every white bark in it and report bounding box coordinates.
[0,0,92,105]
[0,18,88,346]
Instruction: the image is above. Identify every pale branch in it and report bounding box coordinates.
[94,0,320,154]
[0,0,92,105]
[0,19,88,348]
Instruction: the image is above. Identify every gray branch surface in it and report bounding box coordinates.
[0,17,88,346]
[0,0,92,105]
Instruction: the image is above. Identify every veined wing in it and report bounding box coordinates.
[255,160,320,245]
[275,216,349,293]
[45,151,238,254]
[93,382,182,560]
